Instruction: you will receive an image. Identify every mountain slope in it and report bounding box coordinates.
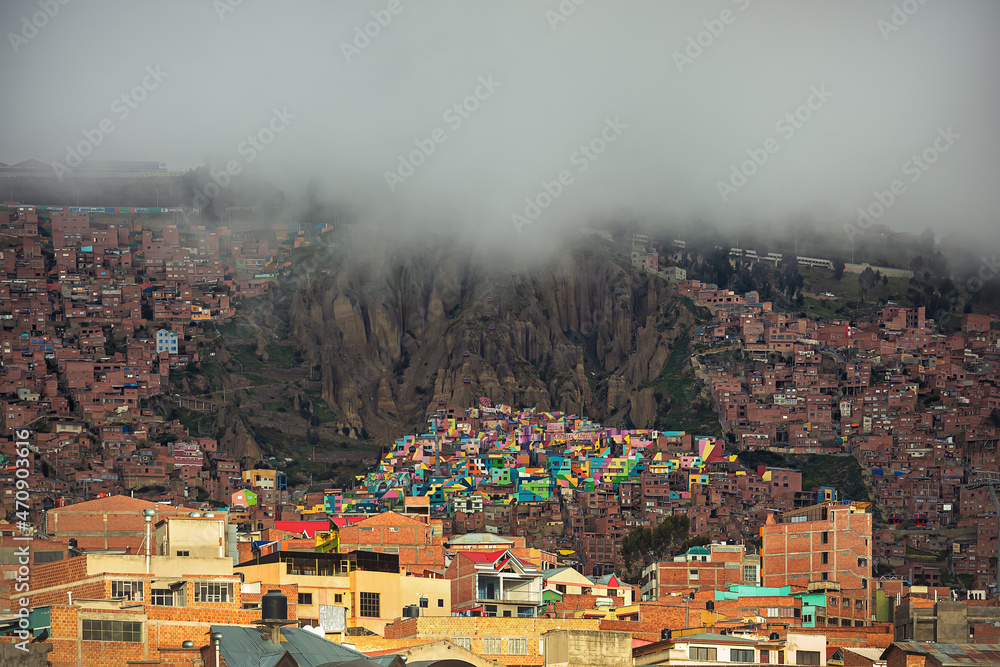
[279,233,704,445]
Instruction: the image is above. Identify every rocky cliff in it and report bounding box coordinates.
[280,234,701,445]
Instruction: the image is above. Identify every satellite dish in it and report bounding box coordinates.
[302,625,325,637]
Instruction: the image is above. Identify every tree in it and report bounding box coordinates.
[622,514,692,578]
[832,258,846,281]
[858,266,877,304]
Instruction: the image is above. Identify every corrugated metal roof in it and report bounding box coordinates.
[888,642,1000,666]
[211,625,385,667]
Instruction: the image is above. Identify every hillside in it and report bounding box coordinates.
[177,232,716,471]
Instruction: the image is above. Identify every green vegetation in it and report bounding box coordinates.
[905,545,944,562]
[264,342,300,368]
[644,327,722,436]
[621,514,692,582]
[736,450,871,503]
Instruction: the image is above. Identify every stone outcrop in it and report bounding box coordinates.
[284,239,696,444]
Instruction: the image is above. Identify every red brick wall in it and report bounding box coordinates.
[761,506,873,597]
[446,554,480,611]
[338,513,443,574]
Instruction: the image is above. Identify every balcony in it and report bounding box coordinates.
[476,576,540,605]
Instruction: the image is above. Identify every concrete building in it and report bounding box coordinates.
[154,328,177,355]
[894,600,1000,643]
[542,629,632,667]
[25,516,253,667]
[633,631,827,666]
[235,549,451,635]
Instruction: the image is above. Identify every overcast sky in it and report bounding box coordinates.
[2,0,998,241]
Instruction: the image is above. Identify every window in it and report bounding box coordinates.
[82,619,142,642]
[110,580,143,602]
[298,593,313,605]
[509,638,528,655]
[858,557,868,567]
[767,607,779,617]
[150,588,174,606]
[438,598,444,608]
[360,592,380,618]
[195,582,233,603]
[821,572,828,581]
[383,547,399,554]
[821,552,829,564]
[419,598,428,608]
[732,649,755,662]
[821,531,829,544]
[483,637,503,654]
[689,569,700,579]
[796,650,821,665]
[176,550,190,557]
[802,614,813,624]
[689,647,717,661]
[454,638,471,650]
[743,565,757,582]
[335,594,343,604]
[760,649,770,663]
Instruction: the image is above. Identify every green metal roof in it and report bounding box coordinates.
[211,625,396,667]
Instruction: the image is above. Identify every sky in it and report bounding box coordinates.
[1,0,998,243]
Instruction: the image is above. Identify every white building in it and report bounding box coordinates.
[156,329,179,355]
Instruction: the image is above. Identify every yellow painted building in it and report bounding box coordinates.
[235,550,451,634]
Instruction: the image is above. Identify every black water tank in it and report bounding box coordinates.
[706,601,714,611]
[68,538,78,549]
[660,628,672,640]
[402,605,420,618]
[262,590,288,621]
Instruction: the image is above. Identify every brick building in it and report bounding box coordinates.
[761,502,874,626]
[336,510,444,575]
[26,517,262,667]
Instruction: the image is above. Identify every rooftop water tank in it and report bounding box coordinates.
[262,590,288,621]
